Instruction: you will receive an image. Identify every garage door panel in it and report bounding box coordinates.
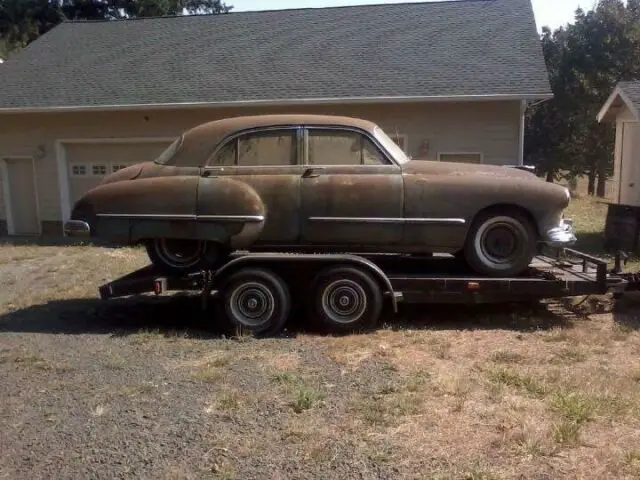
[65,141,173,205]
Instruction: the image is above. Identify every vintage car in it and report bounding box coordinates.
[64,114,576,277]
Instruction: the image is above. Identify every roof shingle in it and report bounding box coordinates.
[0,0,552,110]
[618,81,640,111]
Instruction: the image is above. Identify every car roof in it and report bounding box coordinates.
[171,114,380,166]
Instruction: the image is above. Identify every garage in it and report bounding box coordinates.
[62,139,174,210]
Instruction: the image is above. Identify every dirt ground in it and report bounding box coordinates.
[1,239,640,480]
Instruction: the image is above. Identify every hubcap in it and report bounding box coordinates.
[321,279,367,324]
[229,282,275,327]
[475,217,525,266]
[483,225,517,260]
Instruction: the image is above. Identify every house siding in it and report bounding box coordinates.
[0,100,521,231]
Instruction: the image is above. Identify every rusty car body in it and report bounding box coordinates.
[64,114,576,277]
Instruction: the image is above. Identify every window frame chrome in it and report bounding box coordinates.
[204,125,303,168]
[302,125,396,167]
[204,124,400,169]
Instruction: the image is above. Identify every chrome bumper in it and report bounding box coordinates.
[63,220,91,238]
[543,218,577,247]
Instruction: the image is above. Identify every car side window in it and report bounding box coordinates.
[212,141,237,166]
[239,129,297,166]
[307,129,388,166]
[211,129,298,166]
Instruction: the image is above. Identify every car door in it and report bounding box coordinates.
[299,126,404,246]
[198,127,304,244]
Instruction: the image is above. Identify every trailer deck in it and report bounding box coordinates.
[99,248,632,304]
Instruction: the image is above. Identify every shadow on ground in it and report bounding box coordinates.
[0,295,227,339]
[612,292,640,330]
[0,292,583,339]
[0,236,125,248]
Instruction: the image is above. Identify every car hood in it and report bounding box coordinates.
[401,159,538,180]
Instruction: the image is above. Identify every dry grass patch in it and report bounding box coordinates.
[550,347,588,364]
[191,355,231,383]
[351,392,424,427]
[623,450,640,476]
[490,350,526,364]
[0,350,73,373]
[486,368,549,399]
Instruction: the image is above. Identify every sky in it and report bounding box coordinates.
[229,0,596,31]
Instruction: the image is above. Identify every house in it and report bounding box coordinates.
[598,81,640,206]
[0,0,551,236]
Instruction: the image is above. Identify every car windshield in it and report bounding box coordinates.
[373,127,410,164]
[154,136,183,165]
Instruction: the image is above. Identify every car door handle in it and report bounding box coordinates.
[202,170,218,178]
[302,167,325,178]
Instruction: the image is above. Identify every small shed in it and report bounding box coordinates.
[598,81,640,206]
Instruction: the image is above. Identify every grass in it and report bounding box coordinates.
[290,388,323,413]
[565,195,640,270]
[490,350,526,364]
[487,368,548,398]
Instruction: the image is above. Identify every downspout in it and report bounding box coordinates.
[518,99,527,166]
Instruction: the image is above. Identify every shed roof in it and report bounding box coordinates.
[0,0,552,112]
[598,81,640,123]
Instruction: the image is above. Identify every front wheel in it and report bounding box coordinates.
[463,211,537,277]
[145,238,225,274]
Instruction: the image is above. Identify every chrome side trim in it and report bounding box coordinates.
[97,213,265,222]
[198,215,265,223]
[97,213,195,220]
[308,217,466,225]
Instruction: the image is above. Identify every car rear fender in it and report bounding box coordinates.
[196,176,266,249]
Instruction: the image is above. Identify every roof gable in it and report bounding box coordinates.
[598,81,640,123]
[0,0,552,111]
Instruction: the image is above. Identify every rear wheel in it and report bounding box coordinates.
[463,210,537,277]
[310,266,383,333]
[218,268,291,337]
[146,238,225,274]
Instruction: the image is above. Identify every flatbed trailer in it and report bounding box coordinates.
[98,248,639,336]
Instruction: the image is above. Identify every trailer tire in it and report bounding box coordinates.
[311,266,383,333]
[218,268,291,337]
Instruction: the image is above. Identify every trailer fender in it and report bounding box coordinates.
[211,253,400,312]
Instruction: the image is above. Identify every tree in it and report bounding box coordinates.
[0,0,231,53]
[525,0,640,197]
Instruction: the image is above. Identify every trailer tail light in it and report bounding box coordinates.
[467,281,481,291]
[154,278,167,295]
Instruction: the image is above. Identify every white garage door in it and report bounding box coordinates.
[65,141,173,205]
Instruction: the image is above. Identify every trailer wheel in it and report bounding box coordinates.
[311,266,383,333]
[218,268,291,337]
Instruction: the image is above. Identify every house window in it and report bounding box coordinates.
[111,164,128,173]
[438,152,483,164]
[307,129,387,166]
[71,164,87,176]
[388,133,408,154]
[92,164,108,176]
